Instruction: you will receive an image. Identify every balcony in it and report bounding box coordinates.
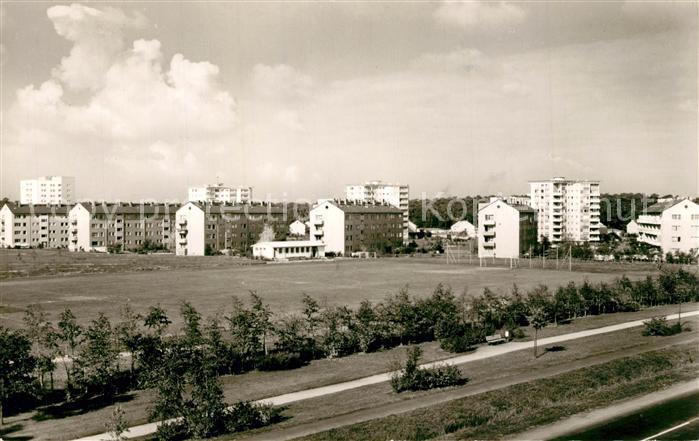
[483,229,495,237]
[179,238,187,245]
[313,219,324,226]
[179,229,188,236]
[482,219,495,226]
[71,237,78,243]
[482,241,495,248]
[71,219,78,225]
[178,220,187,227]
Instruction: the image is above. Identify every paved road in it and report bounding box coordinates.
[72,309,699,441]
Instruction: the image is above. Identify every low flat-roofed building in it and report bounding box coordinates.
[252,240,325,260]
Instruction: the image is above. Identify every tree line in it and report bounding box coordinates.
[1,268,697,437]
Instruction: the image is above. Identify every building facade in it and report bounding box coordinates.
[289,219,307,237]
[0,203,71,248]
[252,240,325,260]
[309,199,403,255]
[529,177,600,243]
[346,181,409,243]
[176,202,288,256]
[188,183,253,204]
[20,176,76,205]
[477,199,537,259]
[636,199,699,258]
[450,220,476,238]
[69,202,179,252]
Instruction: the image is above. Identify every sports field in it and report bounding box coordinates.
[0,250,663,328]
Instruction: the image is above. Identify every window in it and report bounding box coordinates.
[672,214,681,220]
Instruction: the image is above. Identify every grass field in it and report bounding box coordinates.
[0,249,666,329]
[296,342,699,441]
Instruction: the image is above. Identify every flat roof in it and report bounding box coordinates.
[252,240,325,248]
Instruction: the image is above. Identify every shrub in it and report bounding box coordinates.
[391,346,465,393]
[256,352,306,371]
[226,401,282,432]
[642,317,684,336]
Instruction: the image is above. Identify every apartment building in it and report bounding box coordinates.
[20,176,76,205]
[477,199,537,259]
[636,198,699,258]
[69,202,179,252]
[529,177,601,243]
[309,199,403,255]
[346,181,409,243]
[188,183,253,204]
[0,203,71,248]
[176,202,288,256]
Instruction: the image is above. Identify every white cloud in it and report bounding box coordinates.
[6,4,237,199]
[433,1,525,30]
[47,3,146,91]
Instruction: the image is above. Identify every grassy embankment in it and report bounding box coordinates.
[300,344,698,441]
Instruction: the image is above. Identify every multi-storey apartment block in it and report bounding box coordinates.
[20,176,76,205]
[636,198,699,258]
[346,181,409,243]
[188,183,253,204]
[0,203,71,248]
[309,199,403,255]
[477,198,537,259]
[69,202,179,252]
[529,177,600,243]
[176,202,288,256]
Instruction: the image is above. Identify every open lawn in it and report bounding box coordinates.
[0,251,664,328]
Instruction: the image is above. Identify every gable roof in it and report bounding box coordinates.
[642,198,697,214]
[3,202,71,215]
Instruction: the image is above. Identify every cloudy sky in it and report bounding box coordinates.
[0,1,697,201]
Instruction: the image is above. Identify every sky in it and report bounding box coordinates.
[0,1,697,201]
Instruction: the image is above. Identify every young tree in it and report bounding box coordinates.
[180,301,203,347]
[57,308,83,396]
[116,303,143,381]
[185,351,227,438]
[528,307,548,358]
[23,304,57,389]
[105,405,128,441]
[355,300,382,353]
[227,296,260,366]
[250,292,272,356]
[301,293,320,337]
[144,305,171,337]
[79,313,119,397]
[0,327,36,425]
